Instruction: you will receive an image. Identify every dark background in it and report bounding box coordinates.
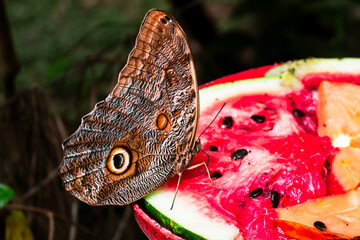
[0,0,360,239]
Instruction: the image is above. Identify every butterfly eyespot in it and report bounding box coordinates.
[165,15,170,21]
[156,113,169,130]
[107,147,131,174]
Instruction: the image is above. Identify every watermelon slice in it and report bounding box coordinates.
[133,58,360,240]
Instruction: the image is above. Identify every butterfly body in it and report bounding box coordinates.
[59,9,199,206]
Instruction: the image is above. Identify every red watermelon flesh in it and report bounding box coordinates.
[160,88,335,239]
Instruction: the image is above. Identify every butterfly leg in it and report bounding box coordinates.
[170,172,182,210]
[186,160,222,190]
[171,153,222,210]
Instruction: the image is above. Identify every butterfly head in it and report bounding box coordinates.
[173,139,201,174]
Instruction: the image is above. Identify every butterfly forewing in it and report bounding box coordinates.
[59,9,199,206]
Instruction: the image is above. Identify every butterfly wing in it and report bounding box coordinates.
[59,9,199,205]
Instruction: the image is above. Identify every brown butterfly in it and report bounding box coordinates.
[59,9,200,206]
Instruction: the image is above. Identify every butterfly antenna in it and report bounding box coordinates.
[201,149,210,166]
[197,103,226,140]
[170,172,182,210]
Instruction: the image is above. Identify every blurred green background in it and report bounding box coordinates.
[0,0,360,239]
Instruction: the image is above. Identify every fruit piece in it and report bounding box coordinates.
[276,188,360,238]
[276,220,348,240]
[350,136,360,148]
[329,147,360,191]
[316,81,360,192]
[317,81,360,145]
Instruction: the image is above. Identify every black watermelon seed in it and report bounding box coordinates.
[251,115,266,123]
[222,116,234,128]
[210,171,222,179]
[270,191,281,208]
[293,109,305,117]
[232,149,248,160]
[249,188,263,198]
[209,146,218,152]
[314,221,327,231]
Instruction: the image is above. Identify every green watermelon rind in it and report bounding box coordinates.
[141,198,206,240]
[265,58,360,79]
[144,189,241,240]
[200,75,298,112]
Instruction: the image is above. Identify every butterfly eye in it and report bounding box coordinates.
[161,15,171,24]
[107,147,131,174]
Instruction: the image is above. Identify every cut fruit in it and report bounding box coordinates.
[276,188,360,238]
[316,81,360,192]
[276,220,349,240]
[329,147,360,192]
[317,81,360,145]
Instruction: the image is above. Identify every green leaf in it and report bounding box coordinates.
[0,184,15,209]
[6,210,34,240]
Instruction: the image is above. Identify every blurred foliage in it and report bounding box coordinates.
[0,184,15,209]
[1,0,360,239]
[5,211,34,240]
[196,0,360,84]
[6,0,171,125]
[7,0,170,86]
